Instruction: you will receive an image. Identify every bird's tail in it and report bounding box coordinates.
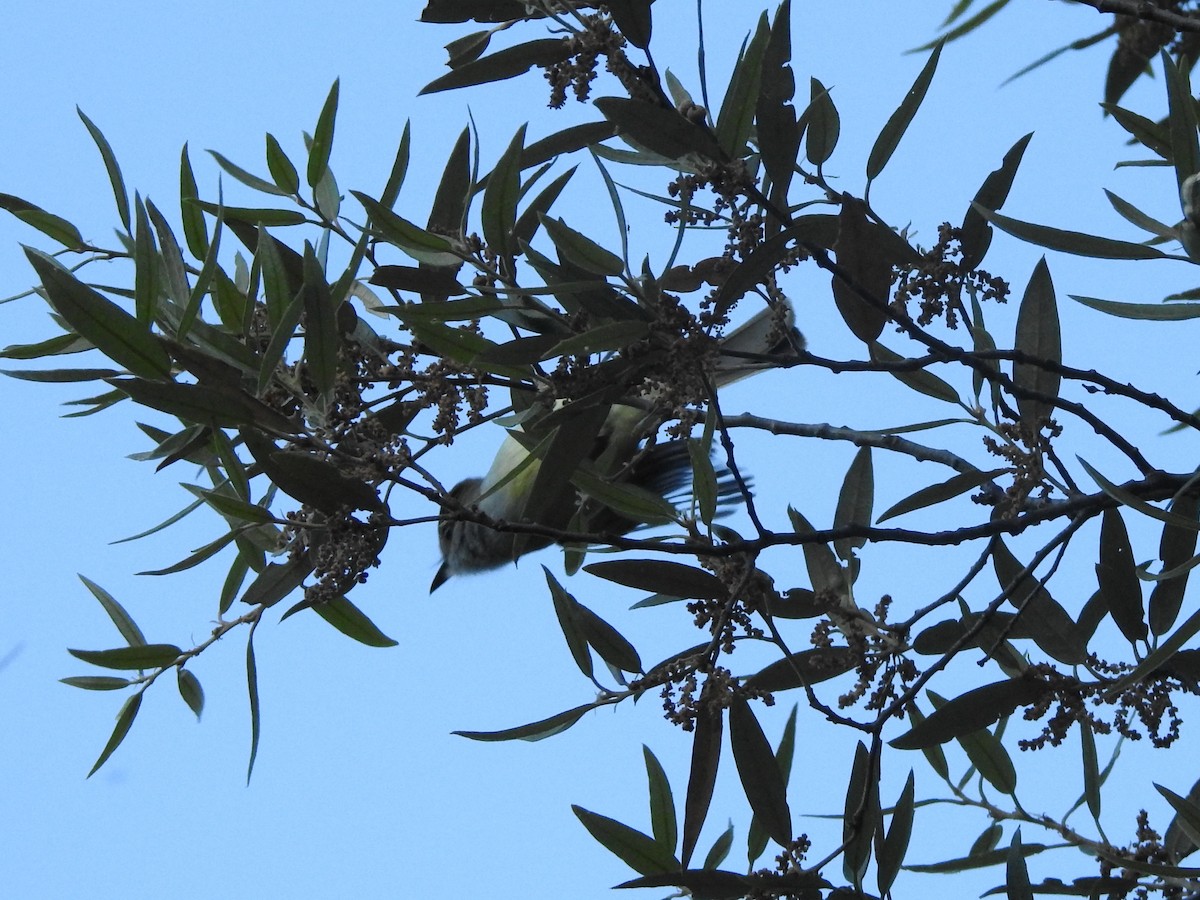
[713,298,803,388]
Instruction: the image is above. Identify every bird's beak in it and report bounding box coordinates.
[430,562,452,593]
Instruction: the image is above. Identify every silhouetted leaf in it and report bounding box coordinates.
[313,596,398,648]
[454,702,598,742]
[0,193,84,248]
[834,446,873,559]
[1151,492,1200,635]
[483,125,525,259]
[1097,507,1147,643]
[1013,257,1061,428]
[867,40,942,182]
[960,132,1032,271]
[976,205,1171,259]
[420,38,571,94]
[573,805,681,875]
[1071,294,1200,321]
[77,107,130,231]
[890,678,1047,749]
[993,537,1086,664]
[60,676,132,691]
[585,560,727,599]
[682,701,722,868]
[805,77,839,165]
[88,693,141,777]
[177,669,204,720]
[644,745,677,853]
[877,770,915,896]
[78,575,146,647]
[729,696,791,847]
[842,742,878,887]
[715,14,769,158]
[745,647,857,691]
[1007,829,1034,900]
[307,79,339,188]
[869,341,960,404]
[69,644,182,671]
[595,97,723,161]
[878,467,1005,523]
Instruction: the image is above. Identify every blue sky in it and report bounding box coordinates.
[3,2,1200,898]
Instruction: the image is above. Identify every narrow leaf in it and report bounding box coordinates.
[88,693,141,777]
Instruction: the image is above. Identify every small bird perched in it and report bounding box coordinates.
[431,300,802,591]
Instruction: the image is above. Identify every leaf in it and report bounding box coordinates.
[906,703,948,779]
[993,538,1087,664]
[109,378,298,434]
[1097,507,1148,643]
[482,125,526,260]
[545,569,594,678]
[77,108,130,231]
[868,341,960,404]
[177,669,204,720]
[455,702,601,742]
[88,693,141,777]
[265,133,300,194]
[60,676,132,691]
[744,647,858,691]
[842,742,878,887]
[312,596,398,648]
[571,806,681,876]
[78,575,146,646]
[805,77,840,166]
[208,150,287,196]
[606,0,653,49]
[889,678,1048,749]
[1102,102,1171,158]
[703,823,734,871]
[952,710,1017,795]
[240,429,382,514]
[1150,491,1200,635]
[1071,294,1200,321]
[975,205,1172,260]
[1164,52,1200,195]
[866,40,942,182]
[352,191,459,266]
[307,79,340,189]
[960,132,1032,271]
[756,0,798,203]
[833,447,873,560]
[644,746,678,854]
[25,250,172,380]
[594,97,723,161]
[584,560,727,599]
[682,701,722,868]
[1006,829,1034,900]
[1105,189,1175,239]
[420,38,572,94]
[715,15,769,159]
[0,193,84,248]
[787,506,844,598]
[1158,784,1200,853]
[300,244,338,401]
[877,467,1005,523]
[728,697,792,847]
[69,644,182,671]
[539,215,624,276]
[514,166,576,247]
[1013,257,1061,428]
[877,770,915,896]
[179,144,208,258]
[245,624,260,784]
[190,201,306,227]
[1081,718,1101,821]
[1165,776,1200,861]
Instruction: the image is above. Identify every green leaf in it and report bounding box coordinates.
[833,447,873,560]
[787,506,844,597]
[869,342,960,404]
[877,770,915,896]
[77,108,130,231]
[88,693,141,777]
[108,378,299,434]
[993,538,1087,664]
[1006,829,1034,900]
[1150,492,1200,635]
[208,150,287,196]
[866,40,942,182]
[584,559,727,599]
[1105,189,1176,239]
[420,38,572,94]
[300,244,338,401]
[0,193,84,248]
[756,0,798,204]
[954,713,1018,795]
[889,678,1048,749]
[352,191,459,266]
[595,97,723,161]
[644,745,678,853]
[744,647,858,691]
[877,467,1005,523]
[265,134,300,195]
[1013,257,1061,428]
[26,250,172,379]
[240,429,381,514]
[514,166,576,247]
[572,805,681,876]
[1164,52,1200,196]
[606,0,653,49]
[975,204,1172,260]
[682,702,722,868]
[0,332,91,360]
[805,78,839,166]
[1081,718,1101,821]
[179,144,208,258]
[545,568,596,679]
[481,125,525,261]
[60,676,132,691]
[1097,507,1147,643]
[307,79,339,188]
[78,575,146,646]
[69,644,182,671]
[539,215,624,277]
[177,668,204,720]
[312,596,399,648]
[240,556,314,609]
[842,742,878,887]
[729,696,792,847]
[715,15,769,159]
[190,201,306,227]
[453,702,599,742]
[960,132,1032,271]
[1071,294,1200,321]
[245,624,260,784]
[1,367,119,382]
[1102,102,1171,158]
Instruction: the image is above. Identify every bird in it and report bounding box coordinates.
[430,299,802,591]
